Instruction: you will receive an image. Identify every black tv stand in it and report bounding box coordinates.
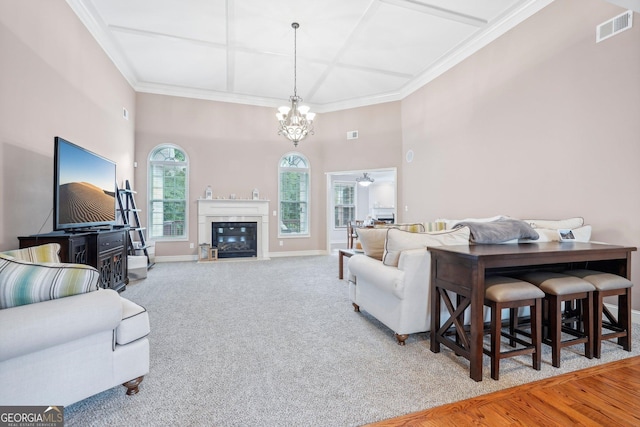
[18,228,129,292]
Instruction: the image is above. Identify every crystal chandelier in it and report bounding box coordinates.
[276,22,315,147]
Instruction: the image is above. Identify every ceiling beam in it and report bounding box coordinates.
[378,0,488,27]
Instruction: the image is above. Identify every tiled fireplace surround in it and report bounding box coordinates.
[197,199,270,259]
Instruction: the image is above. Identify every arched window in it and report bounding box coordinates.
[148,144,188,240]
[279,153,309,237]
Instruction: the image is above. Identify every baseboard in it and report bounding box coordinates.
[268,250,328,258]
[154,255,197,263]
[155,250,329,263]
[604,302,640,324]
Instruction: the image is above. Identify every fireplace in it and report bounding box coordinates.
[212,222,257,258]
[197,199,270,260]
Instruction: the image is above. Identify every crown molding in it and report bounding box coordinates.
[400,0,556,99]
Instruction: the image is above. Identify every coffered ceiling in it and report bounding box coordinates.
[67,0,558,112]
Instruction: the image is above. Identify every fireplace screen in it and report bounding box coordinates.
[212,222,257,258]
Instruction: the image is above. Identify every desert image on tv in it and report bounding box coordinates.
[58,182,116,224]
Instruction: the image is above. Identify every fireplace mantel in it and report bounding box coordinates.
[197,199,270,259]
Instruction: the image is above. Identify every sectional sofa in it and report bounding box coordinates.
[347,216,591,344]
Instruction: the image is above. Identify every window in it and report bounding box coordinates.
[333,182,355,228]
[279,153,309,237]
[148,145,188,240]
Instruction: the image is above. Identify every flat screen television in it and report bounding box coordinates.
[53,136,117,231]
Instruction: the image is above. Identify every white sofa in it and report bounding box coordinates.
[348,226,471,344]
[347,217,590,344]
[0,244,150,406]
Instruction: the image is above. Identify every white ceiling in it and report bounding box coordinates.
[67,0,560,112]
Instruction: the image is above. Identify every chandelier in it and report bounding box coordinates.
[356,173,375,187]
[276,22,315,147]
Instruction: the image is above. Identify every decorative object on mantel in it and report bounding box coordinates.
[230,194,236,200]
[252,189,259,200]
[356,172,375,187]
[205,185,213,200]
[276,22,315,147]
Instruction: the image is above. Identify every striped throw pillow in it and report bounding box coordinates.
[424,222,446,232]
[374,223,426,233]
[1,243,61,263]
[0,254,99,309]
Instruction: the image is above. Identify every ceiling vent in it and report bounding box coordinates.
[347,130,359,140]
[597,10,633,43]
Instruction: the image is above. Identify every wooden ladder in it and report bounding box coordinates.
[117,180,154,267]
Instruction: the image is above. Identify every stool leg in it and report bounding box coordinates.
[619,289,632,352]
[491,303,501,380]
[583,294,593,359]
[532,299,542,371]
[509,307,517,347]
[549,295,562,368]
[593,290,603,358]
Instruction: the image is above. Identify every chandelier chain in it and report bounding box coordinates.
[293,22,298,98]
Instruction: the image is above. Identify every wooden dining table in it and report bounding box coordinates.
[428,242,636,381]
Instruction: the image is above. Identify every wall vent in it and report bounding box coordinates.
[347,130,359,140]
[597,10,633,43]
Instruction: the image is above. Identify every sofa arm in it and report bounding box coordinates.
[397,248,429,274]
[0,289,122,362]
[396,248,432,298]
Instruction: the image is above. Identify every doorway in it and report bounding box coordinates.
[325,167,397,253]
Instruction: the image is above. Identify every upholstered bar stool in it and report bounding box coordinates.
[518,272,595,368]
[565,269,633,358]
[483,275,545,380]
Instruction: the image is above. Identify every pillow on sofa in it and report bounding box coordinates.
[424,222,446,232]
[355,228,387,260]
[1,243,61,263]
[374,223,425,233]
[524,217,584,230]
[383,226,471,267]
[0,254,99,309]
[532,225,592,242]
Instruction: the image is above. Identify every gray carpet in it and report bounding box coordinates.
[64,255,640,426]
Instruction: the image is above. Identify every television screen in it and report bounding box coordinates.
[54,137,117,231]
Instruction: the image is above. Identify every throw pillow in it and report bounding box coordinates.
[355,228,387,260]
[0,254,99,309]
[524,217,584,230]
[383,226,471,267]
[424,222,446,232]
[374,223,425,233]
[533,225,592,242]
[1,243,61,263]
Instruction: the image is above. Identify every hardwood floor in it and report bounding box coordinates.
[366,356,640,426]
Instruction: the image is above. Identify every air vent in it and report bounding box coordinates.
[346,130,359,140]
[597,10,633,43]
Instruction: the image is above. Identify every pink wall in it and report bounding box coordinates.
[0,0,135,250]
[401,0,640,306]
[134,94,402,257]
